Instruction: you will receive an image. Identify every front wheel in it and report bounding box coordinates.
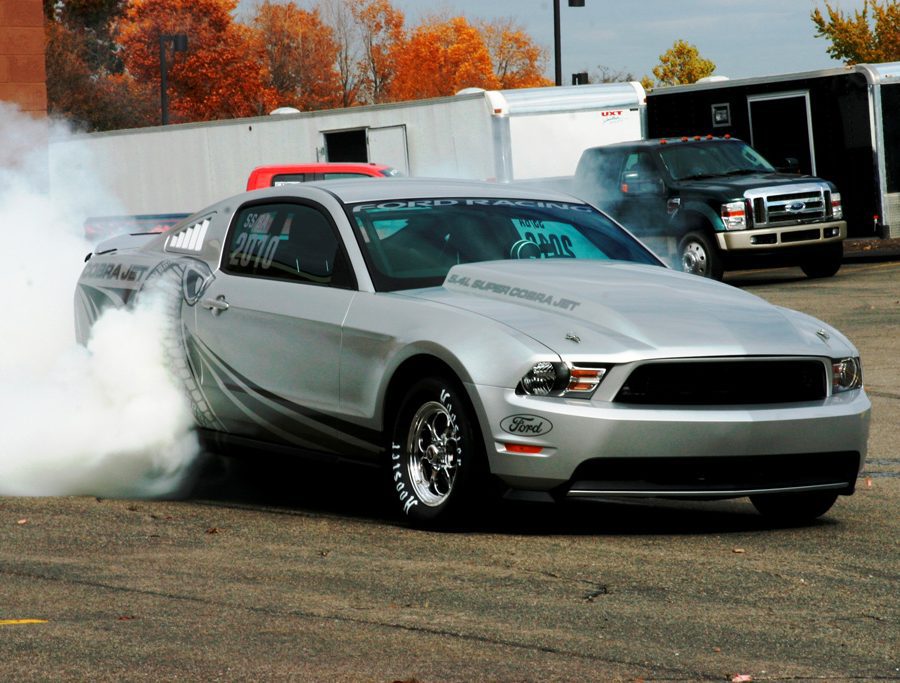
[750,490,839,524]
[801,243,843,279]
[388,377,487,526]
[678,231,724,280]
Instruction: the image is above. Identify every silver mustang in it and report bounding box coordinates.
[75,178,870,526]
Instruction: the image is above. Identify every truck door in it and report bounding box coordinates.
[748,91,816,175]
[610,150,669,239]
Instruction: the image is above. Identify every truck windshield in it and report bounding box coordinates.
[351,197,663,291]
[659,141,775,181]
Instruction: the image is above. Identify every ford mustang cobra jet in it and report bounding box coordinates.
[75,178,870,526]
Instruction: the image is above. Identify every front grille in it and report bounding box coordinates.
[566,451,860,495]
[752,189,828,226]
[614,359,826,405]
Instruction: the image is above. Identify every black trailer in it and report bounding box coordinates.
[645,62,900,239]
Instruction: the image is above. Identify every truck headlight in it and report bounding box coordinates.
[721,200,748,230]
[831,192,843,220]
[517,362,609,398]
[832,357,862,393]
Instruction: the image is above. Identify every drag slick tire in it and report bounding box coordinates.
[388,376,487,527]
[750,490,839,524]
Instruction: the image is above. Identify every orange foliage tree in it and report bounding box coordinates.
[252,1,342,112]
[116,0,277,123]
[350,0,406,104]
[812,0,900,64]
[388,16,500,101]
[479,18,552,89]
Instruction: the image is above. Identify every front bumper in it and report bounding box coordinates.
[472,384,871,498]
[716,220,846,251]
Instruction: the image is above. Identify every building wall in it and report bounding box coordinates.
[0,0,46,115]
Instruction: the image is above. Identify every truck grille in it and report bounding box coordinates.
[748,184,831,227]
[614,359,827,405]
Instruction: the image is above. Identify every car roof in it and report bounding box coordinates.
[244,176,587,205]
[250,162,391,172]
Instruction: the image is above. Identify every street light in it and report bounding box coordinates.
[159,33,188,125]
[553,0,585,86]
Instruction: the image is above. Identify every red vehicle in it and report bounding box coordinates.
[246,162,400,190]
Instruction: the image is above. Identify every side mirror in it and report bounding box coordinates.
[621,171,664,195]
[777,157,800,173]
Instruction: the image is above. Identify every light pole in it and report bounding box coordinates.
[554,0,585,86]
[159,33,188,125]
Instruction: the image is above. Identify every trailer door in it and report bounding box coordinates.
[747,91,815,175]
[367,125,410,175]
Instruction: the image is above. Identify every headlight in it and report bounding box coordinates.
[831,192,843,220]
[721,200,748,230]
[517,362,608,398]
[832,357,862,393]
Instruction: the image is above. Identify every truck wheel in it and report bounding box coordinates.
[750,491,839,524]
[800,243,843,279]
[388,376,488,527]
[678,231,724,280]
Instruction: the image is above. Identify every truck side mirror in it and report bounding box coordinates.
[621,171,664,195]
[778,157,800,173]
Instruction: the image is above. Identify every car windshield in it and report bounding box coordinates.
[658,141,775,181]
[350,197,662,291]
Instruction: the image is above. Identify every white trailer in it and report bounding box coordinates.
[49,83,646,216]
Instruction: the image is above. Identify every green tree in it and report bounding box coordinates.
[811,0,900,64]
[650,39,716,87]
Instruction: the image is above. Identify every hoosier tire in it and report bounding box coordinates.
[388,377,488,527]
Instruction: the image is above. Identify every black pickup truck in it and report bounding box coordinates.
[572,136,846,279]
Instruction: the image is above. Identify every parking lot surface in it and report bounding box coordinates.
[2,258,898,682]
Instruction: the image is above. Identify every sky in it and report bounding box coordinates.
[237,0,871,83]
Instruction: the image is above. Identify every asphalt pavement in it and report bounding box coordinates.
[1,255,898,682]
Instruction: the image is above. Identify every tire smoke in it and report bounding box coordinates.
[0,103,200,498]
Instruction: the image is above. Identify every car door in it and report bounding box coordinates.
[191,200,358,453]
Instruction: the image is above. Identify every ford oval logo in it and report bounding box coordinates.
[786,201,806,213]
[501,414,553,436]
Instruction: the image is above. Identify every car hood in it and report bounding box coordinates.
[404,260,856,361]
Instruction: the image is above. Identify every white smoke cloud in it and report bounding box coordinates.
[0,102,200,498]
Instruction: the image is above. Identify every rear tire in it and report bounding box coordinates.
[388,376,488,527]
[679,231,724,280]
[750,490,839,524]
[801,243,843,279]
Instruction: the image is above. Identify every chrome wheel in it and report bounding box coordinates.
[405,400,460,507]
[681,239,709,276]
[678,231,723,280]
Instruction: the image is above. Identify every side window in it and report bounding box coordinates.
[619,151,661,195]
[272,174,310,186]
[225,203,351,287]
